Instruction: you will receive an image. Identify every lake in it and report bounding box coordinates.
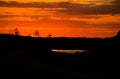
[51,49,89,54]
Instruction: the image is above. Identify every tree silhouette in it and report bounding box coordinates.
[14,28,20,36]
[47,33,52,38]
[34,30,40,37]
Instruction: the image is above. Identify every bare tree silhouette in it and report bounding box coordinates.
[14,28,20,36]
[34,30,40,37]
[47,33,52,38]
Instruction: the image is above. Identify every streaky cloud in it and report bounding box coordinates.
[0,1,120,15]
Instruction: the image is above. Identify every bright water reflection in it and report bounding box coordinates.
[51,49,89,54]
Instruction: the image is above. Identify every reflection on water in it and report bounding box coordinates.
[51,49,89,54]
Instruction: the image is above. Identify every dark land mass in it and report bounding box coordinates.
[0,31,120,79]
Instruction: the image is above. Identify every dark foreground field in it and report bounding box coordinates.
[0,33,120,79]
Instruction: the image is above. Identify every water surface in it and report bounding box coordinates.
[51,49,88,54]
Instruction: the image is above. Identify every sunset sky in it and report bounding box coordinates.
[0,0,120,38]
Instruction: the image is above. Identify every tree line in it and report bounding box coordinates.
[9,28,52,38]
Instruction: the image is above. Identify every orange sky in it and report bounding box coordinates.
[0,0,120,38]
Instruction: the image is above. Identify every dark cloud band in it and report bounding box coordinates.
[0,1,120,15]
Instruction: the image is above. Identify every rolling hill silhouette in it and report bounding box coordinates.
[0,31,120,79]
